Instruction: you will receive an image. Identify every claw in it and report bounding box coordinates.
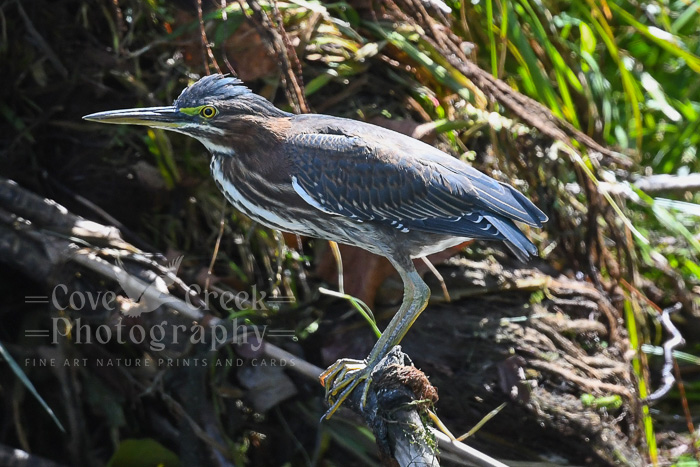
[318,358,362,387]
[323,374,365,419]
[319,358,372,419]
[319,358,363,387]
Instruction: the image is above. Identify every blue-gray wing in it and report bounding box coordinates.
[287,130,546,259]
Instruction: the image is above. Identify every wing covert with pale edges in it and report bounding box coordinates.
[286,125,547,259]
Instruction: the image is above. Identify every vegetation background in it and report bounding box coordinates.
[0,0,699,465]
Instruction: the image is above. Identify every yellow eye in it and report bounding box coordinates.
[200,106,217,118]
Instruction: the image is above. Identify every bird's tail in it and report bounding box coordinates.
[483,214,538,262]
[501,183,548,227]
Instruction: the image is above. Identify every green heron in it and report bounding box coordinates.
[84,74,547,418]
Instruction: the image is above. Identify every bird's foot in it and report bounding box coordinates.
[319,358,373,419]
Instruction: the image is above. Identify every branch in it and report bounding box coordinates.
[0,442,68,467]
[633,173,700,193]
[265,344,508,467]
[430,430,508,467]
[346,347,439,466]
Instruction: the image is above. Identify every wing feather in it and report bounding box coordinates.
[287,122,546,259]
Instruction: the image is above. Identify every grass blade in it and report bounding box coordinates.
[0,341,66,433]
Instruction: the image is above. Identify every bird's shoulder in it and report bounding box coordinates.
[288,114,470,171]
[285,114,547,228]
[287,114,498,189]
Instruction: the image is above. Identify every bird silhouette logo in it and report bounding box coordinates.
[114,256,184,317]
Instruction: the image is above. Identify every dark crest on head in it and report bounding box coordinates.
[175,74,251,109]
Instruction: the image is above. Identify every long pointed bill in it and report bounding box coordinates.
[83,106,184,130]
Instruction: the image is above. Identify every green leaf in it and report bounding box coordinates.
[318,287,381,338]
[580,393,623,409]
[108,439,181,467]
[579,22,596,55]
[608,2,700,74]
[486,0,498,77]
[305,72,335,96]
[672,455,700,467]
[366,23,474,102]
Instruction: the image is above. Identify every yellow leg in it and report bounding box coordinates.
[321,255,430,419]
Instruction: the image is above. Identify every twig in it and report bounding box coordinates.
[205,203,227,296]
[124,252,208,310]
[633,173,700,193]
[673,359,700,461]
[530,359,632,399]
[456,402,507,441]
[645,303,685,403]
[110,0,127,36]
[329,241,344,294]
[430,430,508,467]
[243,0,308,113]
[70,248,215,324]
[270,0,309,112]
[421,256,450,301]
[261,343,327,386]
[197,0,222,74]
[15,1,68,77]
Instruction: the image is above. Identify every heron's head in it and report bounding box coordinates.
[83,74,289,149]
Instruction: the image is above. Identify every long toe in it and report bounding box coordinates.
[320,359,371,419]
[319,357,365,387]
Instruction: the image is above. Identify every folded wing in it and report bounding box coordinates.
[287,127,546,260]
